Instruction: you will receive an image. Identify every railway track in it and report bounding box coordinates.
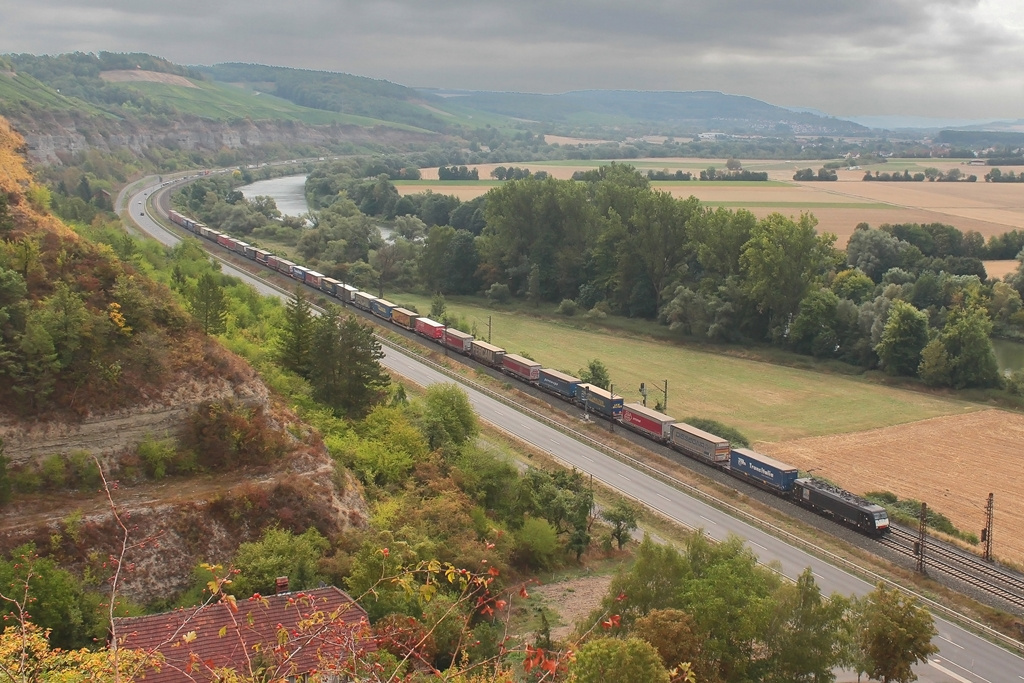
[882,526,1024,611]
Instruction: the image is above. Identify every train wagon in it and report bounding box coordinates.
[370,298,396,321]
[391,308,418,330]
[266,254,280,270]
[276,259,296,276]
[292,265,310,282]
[337,284,359,304]
[729,448,798,494]
[793,478,890,535]
[443,328,474,355]
[538,369,582,400]
[621,403,676,441]
[320,277,340,297]
[233,241,250,256]
[414,317,445,340]
[305,271,325,289]
[669,423,730,465]
[470,341,505,367]
[253,249,270,265]
[216,234,236,250]
[352,291,377,311]
[501,354,542,381]
[577,383,623,419]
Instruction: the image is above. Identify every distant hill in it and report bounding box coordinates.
[424,89,871,135]
[196,63,473,133]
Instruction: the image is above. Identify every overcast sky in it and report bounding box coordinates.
[3,0,1023,120]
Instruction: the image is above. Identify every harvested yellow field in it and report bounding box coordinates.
[984,260,1019,280]
[410,158,1024,246]
[762,410,1024,565]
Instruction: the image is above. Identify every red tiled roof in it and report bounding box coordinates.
[114,587,373,682]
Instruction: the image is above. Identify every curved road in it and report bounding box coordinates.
[123,176,1024,683]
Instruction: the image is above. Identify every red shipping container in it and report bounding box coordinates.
[415,317,445,340]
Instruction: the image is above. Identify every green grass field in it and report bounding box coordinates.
[122,80,431,130]
[383,293,978,444]
[0,72,108,115]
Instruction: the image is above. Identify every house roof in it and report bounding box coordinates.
[113,587,373,683]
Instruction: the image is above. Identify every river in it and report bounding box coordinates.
[238,173,392,240]
[238,175,310,217]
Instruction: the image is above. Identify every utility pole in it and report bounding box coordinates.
[641,380,668,411]
[487,315,492,344]
[442,324,448,357]
[915,502,928,574]
[983,492,994,562]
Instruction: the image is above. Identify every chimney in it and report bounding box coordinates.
[275,576,289,594]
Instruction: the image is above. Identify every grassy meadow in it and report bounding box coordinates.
[381,293,978,445]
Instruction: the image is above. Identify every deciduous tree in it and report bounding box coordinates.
[854,583,938,683]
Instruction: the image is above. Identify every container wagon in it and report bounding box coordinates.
[669,423,730,465]
[337,284,358,304]
[391,308,418,330]
[216,234,236,250]
[576,383,623,419]
[320,277,340,297]
[305,271,325,289]
[370,298,396,321]
[538,369,582,400]
[234,241,250,256]
[470,341,505,367]
[443,328,474,355]
[241,244,256,259]
[729,448,798,494]
[352,291,377,311]
[254,249,270,265]
[414,317,445,340]
[621,403,676,441]
[292,265,310,282]
[502,354,542,382]
[793,478,890,536]
[276,259,296,276]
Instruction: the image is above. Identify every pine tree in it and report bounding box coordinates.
[277,288,314,377]
[187,272,228,335]
[307,309,390,417]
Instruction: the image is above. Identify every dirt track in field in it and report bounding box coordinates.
[761,409,1024,566]
[99,70,197,88]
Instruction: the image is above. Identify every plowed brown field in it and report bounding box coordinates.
[761,410,1024,565]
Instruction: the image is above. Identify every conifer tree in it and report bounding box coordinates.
[187,272,227,335]
[277,288,313,377]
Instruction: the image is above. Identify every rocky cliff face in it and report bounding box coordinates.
[9,111,437,165]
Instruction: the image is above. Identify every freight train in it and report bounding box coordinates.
[166,208,891,537]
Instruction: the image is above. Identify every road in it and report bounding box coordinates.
[124,176,1024,683]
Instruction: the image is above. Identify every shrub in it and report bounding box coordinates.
[557,299,578,316]
[486,282,511,304]
[683,417,750,448]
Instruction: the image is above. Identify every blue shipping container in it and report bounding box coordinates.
[370,298,396,320]
[730,448,799,494]
[578,383,623,419]
[538,369,581,399]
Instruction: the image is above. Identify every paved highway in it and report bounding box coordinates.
[124,176,1024,682]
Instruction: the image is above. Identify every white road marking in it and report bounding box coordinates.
[748,541,767,550]
[938,635,964,649]
[656,493,672,501]
[699,515,716,524]
[930,658,990,683]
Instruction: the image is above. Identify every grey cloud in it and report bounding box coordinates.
[0,0,1021,117]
